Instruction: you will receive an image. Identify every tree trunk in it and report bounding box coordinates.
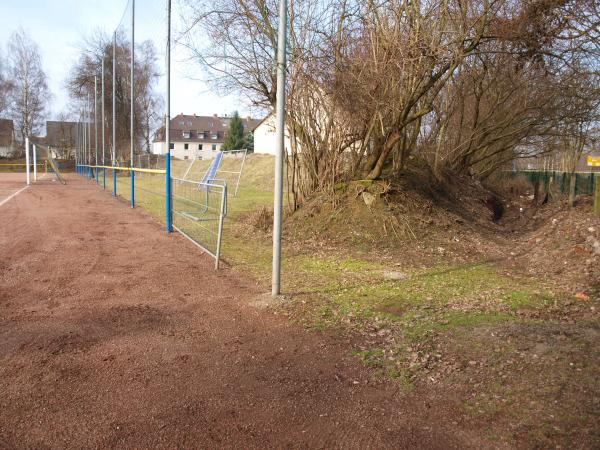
[594,174,600,217]
[366,131,401,180]
[568,172,576,207]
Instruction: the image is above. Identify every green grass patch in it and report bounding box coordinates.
[503,290,554,310]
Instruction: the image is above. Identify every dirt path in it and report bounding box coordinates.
[0,175,484,449]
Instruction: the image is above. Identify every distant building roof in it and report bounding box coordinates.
[154,114,263,143]
[0,119,14,148]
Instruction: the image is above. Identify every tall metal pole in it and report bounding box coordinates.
[130,0,135,208]
[75,122,78,174]
[102,58,106,189]
[112,32,117,196]
[94,75,99,184]
[79,119,83,175]
[25,136,30,185]
[77,120,81,174]
[272,0,287,296]
[33,144,37,181]
[83,104,87,177]
[165,0,172,233]
[87,94,92,178]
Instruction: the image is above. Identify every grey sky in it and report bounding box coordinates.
[0,0,252,123]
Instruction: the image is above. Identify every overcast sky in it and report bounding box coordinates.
[0,0,255,124]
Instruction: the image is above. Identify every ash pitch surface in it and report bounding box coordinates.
[0,174,481,449]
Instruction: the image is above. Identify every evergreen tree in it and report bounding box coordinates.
[243,131,254,153]
[221,111,245,150]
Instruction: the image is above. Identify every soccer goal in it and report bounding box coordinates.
[217,149,247,197]
[176,149,247,197]
[32,141,66,184]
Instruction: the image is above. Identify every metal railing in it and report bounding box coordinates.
[171,177,227,269]
[75,163,228,269]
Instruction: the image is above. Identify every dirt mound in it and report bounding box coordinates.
[286,165,600,295]
[288,166,508,265]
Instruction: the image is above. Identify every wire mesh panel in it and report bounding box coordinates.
[510,170,598,196]
[130,169,166,220]
[172,178,227,269]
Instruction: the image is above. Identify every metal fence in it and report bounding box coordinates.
[76,163,228,269]
[511,170,598,196]
[172,177,227,269]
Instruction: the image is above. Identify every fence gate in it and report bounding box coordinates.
[171,178,227,269]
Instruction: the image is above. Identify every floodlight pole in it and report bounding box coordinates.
[78,118,80,173]
[130,0,135,208]
[112,32,117,196]
[94,75,99,184]
[165,0,172,233]
[25,136,30,185]
[83,104,87,176]
[75,123,77,174]
[77,121,80,174]
[79,119,82,175]
[272,0,287,297]
[88,94,92,178]
[33,144,37,181]
[102,58,106,189]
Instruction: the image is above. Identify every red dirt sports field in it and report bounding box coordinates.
[0,174,487,448]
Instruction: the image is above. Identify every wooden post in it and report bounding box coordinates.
[568,172,576,207]
[533,172,540,204]
[594,174,600,217]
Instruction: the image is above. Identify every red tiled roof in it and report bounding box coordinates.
[154,114,262,143]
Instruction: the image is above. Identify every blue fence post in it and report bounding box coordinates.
[96,166,99,185]
[113,167,117,197]
[131,167,135,208]
[166,154,171,232]
[103,167,106,189]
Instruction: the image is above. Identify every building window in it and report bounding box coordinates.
[184,143,189,150]
[184,156,189,160]
[198,144,203,150]
[212,144,217,151]
[183,131,191,139]
[169,143,174,149]
[211,133,218,140]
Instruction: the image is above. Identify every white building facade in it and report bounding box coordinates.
[253,113,293,155]
[153,113,261,160]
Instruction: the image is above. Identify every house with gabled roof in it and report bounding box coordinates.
[153,113,262,160]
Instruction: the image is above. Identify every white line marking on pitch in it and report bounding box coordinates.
[0,185,30,207]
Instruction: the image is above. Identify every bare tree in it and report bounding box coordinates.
[137,41,163,153]
[0,51,14,116]
[7,28,51,143]
[182,0,600,209]
[67,30,162,161]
